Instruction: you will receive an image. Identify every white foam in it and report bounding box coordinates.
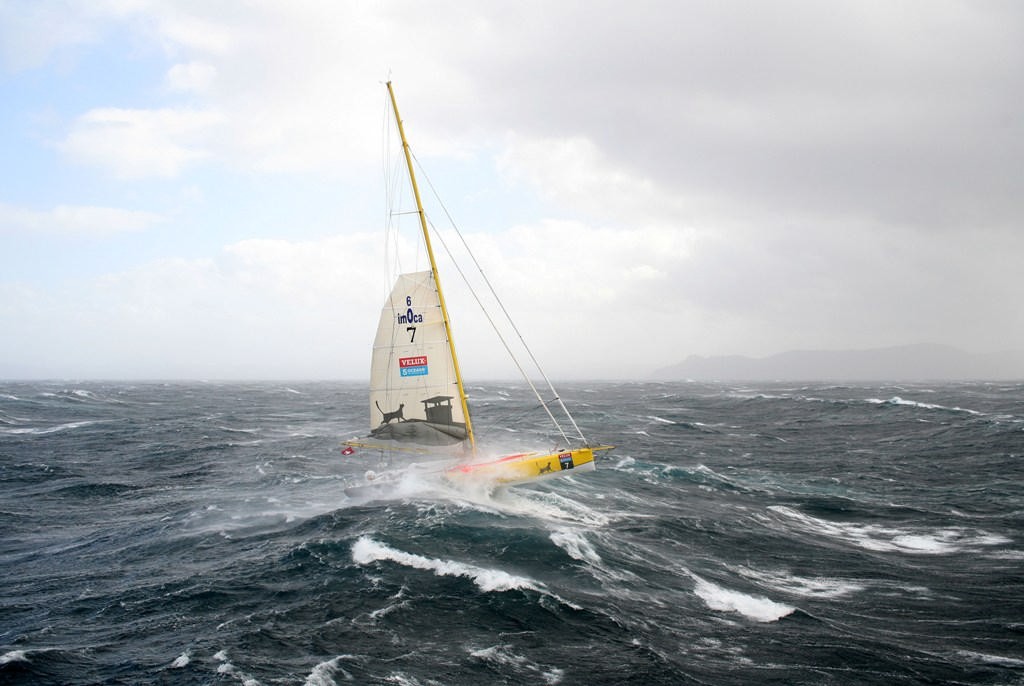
[956,650,1024,667]
[550,529,602,565]
[733,566,864,599]
[356,467,611,526]
[549,528,641,586]
[471,645,529,667]
[170,651,190,668]
[646,415,677,424]
[0,650,28,665]
[488,488,610,526]
[1,420,97,435]
[212,649,260,685]
[217,426,260,434]
[352,536,542,593]
[768,506,1011,555]
[368,599,410,619]
[890,534,954,553]
[470,645,564,684]
[691,574,795,622]
[866,396,981,415]
[304,656,355,685]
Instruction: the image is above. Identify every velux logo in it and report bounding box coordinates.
[399,356,428,377]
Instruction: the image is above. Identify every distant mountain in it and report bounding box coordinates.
[655,344,1024,382]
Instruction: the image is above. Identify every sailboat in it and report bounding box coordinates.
[343,82,611,489]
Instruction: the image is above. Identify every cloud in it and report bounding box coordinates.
[4,1,1022,378]
[0,202,164,236]
[3,205,1021,380]
[353,1,1018,237]
[0,220,695,379]
[41,3,518,175]
[1,232,383,379]
[165,61,217,94]
[497,134,687,228]
[59,107,225,178]
[0,0,101,72]
[20,1,1024,222]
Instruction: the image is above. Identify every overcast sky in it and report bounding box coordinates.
[1,0,1022,380]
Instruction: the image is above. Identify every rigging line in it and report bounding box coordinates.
[425,218,573,447]
[511,399,579,450]
[383,102,410,287]
[412,153,588,444]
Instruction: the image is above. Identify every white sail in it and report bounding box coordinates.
[368,270,468,446]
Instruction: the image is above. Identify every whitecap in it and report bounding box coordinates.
[1,420,97,435]
[691,574,795,622]
[470,645,564,685]
[488,488,611,526]
[368,599,411,619]
[768,506,1010,555]
[0,650,28,665]
[304,655,356,685]
[170,651,190,668]
[351,536,542,593]
[733,566,864,599]
[550,528,602,565]
[890,533,957,554]
[866,396,981,415]
[381,673,426,686]
[214,651,260,686]
[217,426,260,434]
[956,650,1024,667]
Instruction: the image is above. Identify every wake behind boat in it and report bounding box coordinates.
[342,82,611,491]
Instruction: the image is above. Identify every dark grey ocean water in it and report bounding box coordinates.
[1,380,1022,685]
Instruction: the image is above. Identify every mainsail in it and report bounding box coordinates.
[369,270,468,447]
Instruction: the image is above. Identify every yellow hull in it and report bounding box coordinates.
[445,446,611,487]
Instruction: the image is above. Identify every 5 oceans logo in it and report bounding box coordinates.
[399,356,428,377]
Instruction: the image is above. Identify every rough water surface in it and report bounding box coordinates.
[1,381,1022,685]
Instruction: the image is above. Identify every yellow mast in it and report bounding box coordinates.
[385,81,476,452]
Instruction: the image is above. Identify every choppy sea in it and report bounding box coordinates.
[1,380,1022,685]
